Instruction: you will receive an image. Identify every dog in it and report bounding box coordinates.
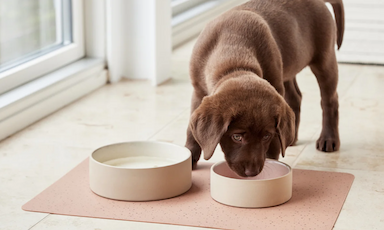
[185,0,344,177]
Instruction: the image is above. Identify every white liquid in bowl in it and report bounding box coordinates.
[103,156,176,168]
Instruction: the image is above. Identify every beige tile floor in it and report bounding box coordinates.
[1,39,384,230]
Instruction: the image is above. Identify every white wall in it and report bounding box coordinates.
[107,0,171,85]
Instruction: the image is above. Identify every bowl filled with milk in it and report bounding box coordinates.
[89,141,192,201]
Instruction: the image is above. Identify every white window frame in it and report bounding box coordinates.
[0,0,107,141]
[171,0,209,16]
[0,0,85,94]
[171,0,248,48]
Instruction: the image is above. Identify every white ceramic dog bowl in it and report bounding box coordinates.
[89,141,192,201]
[211,159,292,208]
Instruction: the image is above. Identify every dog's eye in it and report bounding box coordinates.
[232,134,243,143]
[263,133,271,141]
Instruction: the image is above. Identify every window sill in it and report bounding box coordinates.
[172,0,248,48]
[0,58,107,141]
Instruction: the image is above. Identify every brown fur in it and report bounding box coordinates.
[186,0,344,177]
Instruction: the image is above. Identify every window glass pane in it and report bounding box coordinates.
[172,0,210,16]
[0,0,72,72]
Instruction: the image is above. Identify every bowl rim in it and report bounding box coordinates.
[90,141,191,170]
[211,159,292,182]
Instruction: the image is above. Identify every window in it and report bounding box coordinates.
[171,0,209,16]
[0,0,105,141]
[0,0,84,94]
[171,0,248,47]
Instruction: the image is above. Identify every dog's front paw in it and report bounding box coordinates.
[192,161,198,170]
[316,135,340,152]
[186,143,201,170]
[290,137,298,146]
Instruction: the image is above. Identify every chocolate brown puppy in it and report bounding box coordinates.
[186,0,344,177]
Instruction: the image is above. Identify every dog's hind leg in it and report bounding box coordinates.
[186,90,204,169]
[310,50,340,152]
[283,77,302,145]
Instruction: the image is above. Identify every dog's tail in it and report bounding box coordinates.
[324,0,345,49]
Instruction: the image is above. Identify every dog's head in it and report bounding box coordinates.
[190,76,295,177]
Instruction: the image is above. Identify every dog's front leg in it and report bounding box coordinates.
[186,127,201,169]
[186,90,204,169]
[283,78,302,144]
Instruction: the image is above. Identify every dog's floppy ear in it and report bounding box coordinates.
[275,102,295,157]
[189,96,232,160]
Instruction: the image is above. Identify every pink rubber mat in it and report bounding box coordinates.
[23,158,354,230]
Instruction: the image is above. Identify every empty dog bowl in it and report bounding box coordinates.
[211,159,292,208]
[89,141,192,201]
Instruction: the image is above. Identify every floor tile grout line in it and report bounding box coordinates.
[294,164,377,174]
[146,108,190,141]
[338,65,364,101]
[291,128,321,167]
[28,214,50,230]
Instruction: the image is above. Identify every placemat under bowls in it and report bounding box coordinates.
[23,158,354,230]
